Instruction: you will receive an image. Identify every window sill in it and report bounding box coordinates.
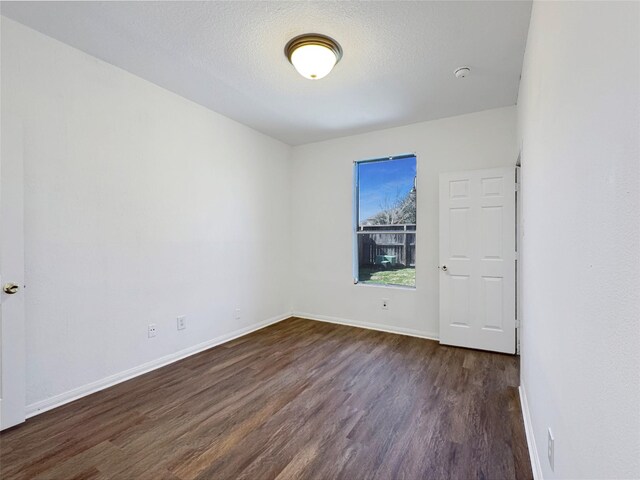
[354,282,416,291]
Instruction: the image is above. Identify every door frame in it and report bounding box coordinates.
[515,155,522,355]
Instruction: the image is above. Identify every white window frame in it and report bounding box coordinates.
[353,153,417,289]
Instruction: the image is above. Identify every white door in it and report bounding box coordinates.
[0,76,26,429]
[439,167,516,354]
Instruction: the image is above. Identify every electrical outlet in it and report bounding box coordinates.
[548,427,555,471]
[177,315,186,330]
[148,323,157,338]
[382,298,389,310]
[235,308,241,320]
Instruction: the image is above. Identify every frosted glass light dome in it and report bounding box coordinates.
[290,44,337,80]
[285,34,343,80]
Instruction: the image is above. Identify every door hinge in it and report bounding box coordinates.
[515,183,520,192]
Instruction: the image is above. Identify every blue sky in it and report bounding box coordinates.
[358,156,416,222]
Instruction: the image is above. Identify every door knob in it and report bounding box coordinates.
[3,283,19,295]
[441,265,448,271]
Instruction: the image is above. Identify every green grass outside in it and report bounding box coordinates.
[359,267,416,287]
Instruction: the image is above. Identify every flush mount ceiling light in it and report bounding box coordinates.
[285,33,343,80]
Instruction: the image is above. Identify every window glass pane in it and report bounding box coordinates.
[356,156,416,287]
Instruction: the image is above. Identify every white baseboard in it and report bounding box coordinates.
[292,311,439,342]
[26,313,292,418]
[519,384,543,480]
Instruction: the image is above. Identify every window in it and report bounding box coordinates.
[354,154,416,287]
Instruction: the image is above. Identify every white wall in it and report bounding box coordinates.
[2,18,292,411]
[517,2,640,479]
[290,107,517,337]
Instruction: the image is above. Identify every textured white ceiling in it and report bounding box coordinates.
[1,1,531,145]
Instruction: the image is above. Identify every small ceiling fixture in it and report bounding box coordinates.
[285,33,343,80]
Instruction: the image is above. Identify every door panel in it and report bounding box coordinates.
[1,45,26,429]
[439,167,516,354]
[449,275,471,326]
[481,276,503,330]
[449,208,471,257]
[481,206,503,258]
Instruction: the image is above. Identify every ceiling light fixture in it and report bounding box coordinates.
[285,33,343,80]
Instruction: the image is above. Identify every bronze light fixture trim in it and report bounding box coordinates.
[284,33,343,80]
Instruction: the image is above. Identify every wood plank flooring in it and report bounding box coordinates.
[1,317,532,480]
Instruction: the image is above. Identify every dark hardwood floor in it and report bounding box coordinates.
[1,317,532,480]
